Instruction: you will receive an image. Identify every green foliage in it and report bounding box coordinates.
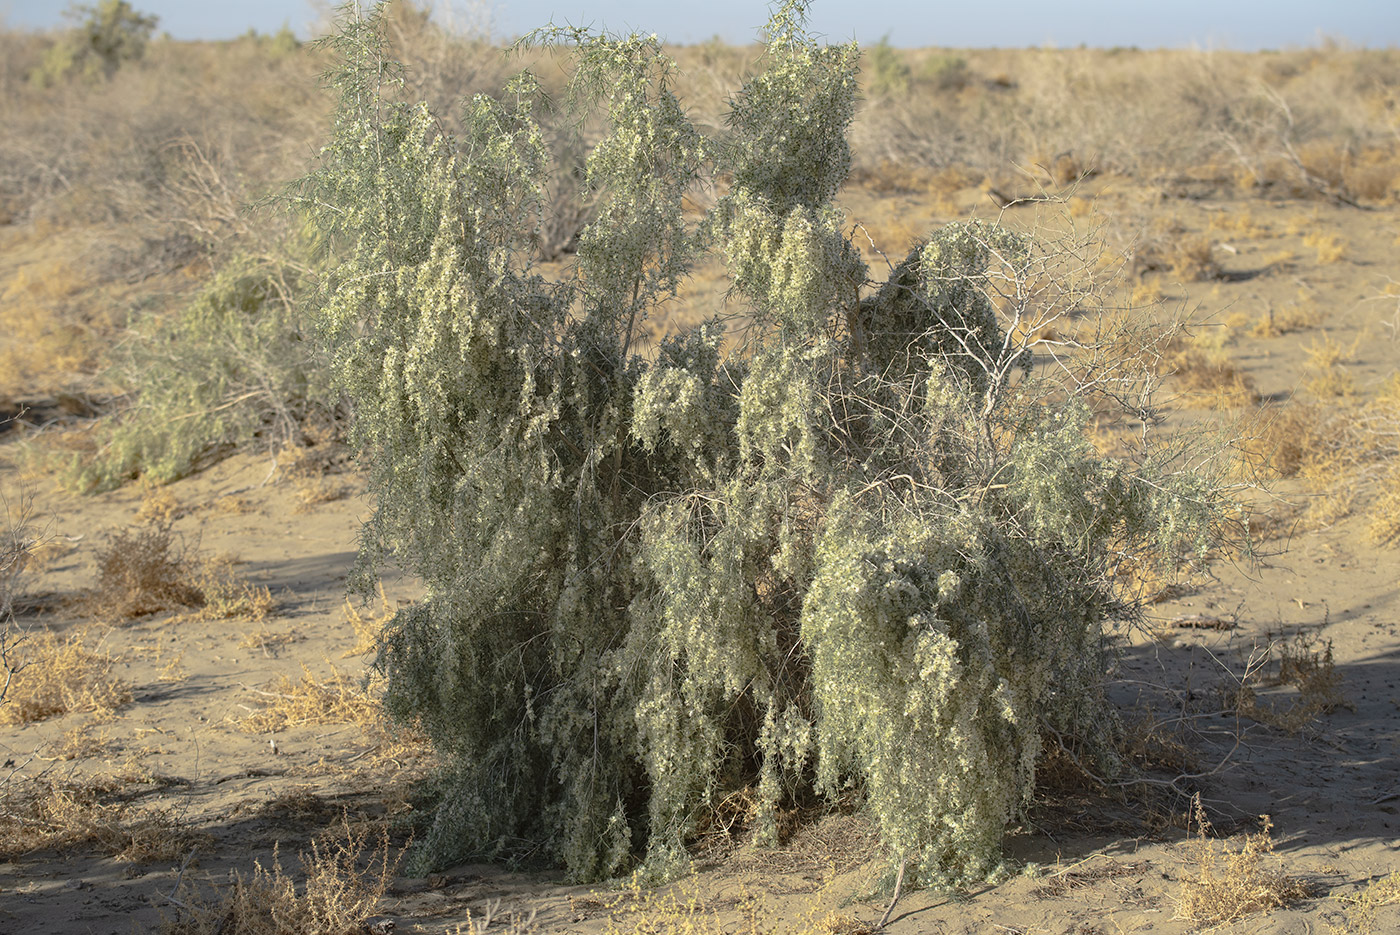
[243,24,300,58]
[300,0,1231,887]
[863,36,911,97]
[269,26,301,57]
[864,42,972,99]
[920,53,970,91]
[29,1,158,88]
[66,258,338,490]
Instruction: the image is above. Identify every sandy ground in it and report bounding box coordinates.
[1,182,1398,934]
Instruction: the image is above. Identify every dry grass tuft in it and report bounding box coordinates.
[1250,298,1320,338]
[137,478,185,525]
[160,821,398,935]
[1208,207,1270,241]
[1238,405,1315,479]
[449,904,542,935]
[210,494,255,515]
[0,628,132,725]
[343,583,394,658]
[47,720,113,761]
[1231,630,1350,734]
[1366,464,1400,546]
[184,555,275,623]
[1137,232,1221,283]
[1302,332,1358,398]
[1334,871,1400,934]
[1303,230,1347,264]
[847,161,980,200]
[2,490,40,707]
[237,664,385,735]
[1032,857,1153,899]
[1176,799,1313,927]
[1163,330,1259,410]
[1240,375,1399,538]
[558,870,871,935]
[0,249,109,391]
[237,664,430,771]
[1110,550,1201,606]
[293,479,350,511]
[1118,712,1198,778]
[0,774,203,861]
[2,491,38,616]
[238,624,298,654]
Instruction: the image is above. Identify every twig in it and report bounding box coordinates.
[156,848,199,911]
[345,745,380,763]
[211,767,286,784]
[239,683,301,700]
[876,857,907,930]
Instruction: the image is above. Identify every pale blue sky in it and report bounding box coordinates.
[2,0,1397,49]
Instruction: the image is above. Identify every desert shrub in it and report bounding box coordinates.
[863,36,910,97]
[863,44,969,101]
[919,53,970,91]
[299,1,1233,886]
[88,520,203,618]
[29,1,159,88]
[256,25,301,59]
[64,257,340,490]
[3,18,324,240]
[86,518,274,620]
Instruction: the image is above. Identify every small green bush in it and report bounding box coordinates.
[864,36,911,97]
[920,53,970,91]
[29,1,159,88]
[243,24,300,58]
[65,258,339,490]
[299,0,1231,886]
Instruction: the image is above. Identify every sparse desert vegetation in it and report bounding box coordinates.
[1,2,1398,934]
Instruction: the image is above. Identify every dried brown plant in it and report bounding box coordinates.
[88,520,203,618]
[0,774,202,861]
[0,628,132,725]
[1176,798,1313,927]
[159,820,399,935]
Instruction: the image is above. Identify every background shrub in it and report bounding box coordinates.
[65,257,341,490]
[29,1,158,88]
[88,520,202,619]
[300,0,1232,886]
[863,36,911,97]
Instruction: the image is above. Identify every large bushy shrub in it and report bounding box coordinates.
[299,1,1228,886]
